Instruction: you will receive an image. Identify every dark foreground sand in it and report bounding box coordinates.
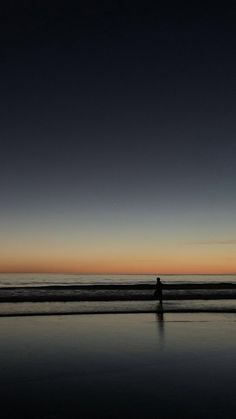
[0,313,236,418]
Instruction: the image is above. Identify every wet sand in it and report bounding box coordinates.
[0,313,236,418]
[0,299,236,316]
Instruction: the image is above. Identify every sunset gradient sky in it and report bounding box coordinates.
[1,2,236,274]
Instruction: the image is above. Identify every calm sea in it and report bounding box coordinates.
[0,273,236,288]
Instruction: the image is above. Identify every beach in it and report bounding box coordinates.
[0,312,236,418]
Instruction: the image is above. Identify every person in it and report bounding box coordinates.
[155,277,163,303]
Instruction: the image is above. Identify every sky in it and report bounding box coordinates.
[0,1,236,274]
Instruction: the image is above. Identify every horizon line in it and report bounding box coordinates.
[0,271,235,276]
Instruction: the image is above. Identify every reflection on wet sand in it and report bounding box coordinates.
[155,303,165,344]
[0,313,236,418]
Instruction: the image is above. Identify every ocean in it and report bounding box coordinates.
[1,273,236,287]
[0,273,235,316]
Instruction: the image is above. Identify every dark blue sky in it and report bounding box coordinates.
[1,1,236,273]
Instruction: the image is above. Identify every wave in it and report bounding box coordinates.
[0,283,236,303]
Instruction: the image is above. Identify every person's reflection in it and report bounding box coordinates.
[156,303,165,344]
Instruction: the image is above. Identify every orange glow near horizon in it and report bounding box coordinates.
[0,255,235,275]
[1,210,236,276]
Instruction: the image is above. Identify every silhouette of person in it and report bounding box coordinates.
[155,277,163,303]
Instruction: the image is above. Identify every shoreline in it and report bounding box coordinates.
[1,309,236,317]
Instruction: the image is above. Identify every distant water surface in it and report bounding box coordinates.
[0,273,236,288]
